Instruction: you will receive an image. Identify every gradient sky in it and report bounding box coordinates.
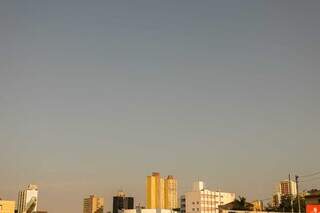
[1,0,320,212]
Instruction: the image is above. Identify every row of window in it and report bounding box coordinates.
[191,201,224,205]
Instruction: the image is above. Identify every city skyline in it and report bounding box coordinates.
[1,0,320,213]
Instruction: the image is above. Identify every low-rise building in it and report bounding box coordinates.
[251,200,263,211]
[180,181,235,213]
[120,209,178,213]
[0,200,15,213]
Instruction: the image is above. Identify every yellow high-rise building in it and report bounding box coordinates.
[0,200,15,213]
[146,173,178,209]
[83,195,104,213]
[164,176,178,209]
[146,172,165,209]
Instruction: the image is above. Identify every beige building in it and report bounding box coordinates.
[0,200,15,213]
[273,179,297,207]
[251,200,263,211]
[83,195,104,213]
[180,181,235,213]
[146,172,178,209]
[165,176,178,209]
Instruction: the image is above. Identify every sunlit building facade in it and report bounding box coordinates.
[0,200,15,213]
[83,195,104,213]
[165,176,178,209]
[17,184,38,213]
[146,172,165,209]
[180,181,235,213]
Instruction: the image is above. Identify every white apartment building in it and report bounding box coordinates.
[17,184,38,213]
[181,181,235,213]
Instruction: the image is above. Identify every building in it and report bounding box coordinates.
[120,208,178,213]
[180,181,235,213]
[165,176,178,209]
[251,200,263,211]
[279,180,297,196]
[17,184,38,213]
[273,179,297,207]
[0,200,15,213]
[113,191,134,213]
[83,195,104,213]
[146,173,178,209]
[147,172,165,209]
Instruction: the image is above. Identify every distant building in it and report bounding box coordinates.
[147,172,165,209]
[0,200,15,213]
[120,208,178,213]
[180,181,235,213]
[273,179,297,207]
[113,191,134,213]
[83,195,104,213]
[17,184,38,213]
[146,172,178,209]
[251,200,263,211]
[165,176,178,209]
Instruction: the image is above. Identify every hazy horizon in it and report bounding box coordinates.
[1,0,320,212]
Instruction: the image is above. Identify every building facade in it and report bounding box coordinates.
[251,200,264,211]
[165,176,178,209]
[120,208,178,213]
[273,179,297,207]
[17,184,38,213]
[180,181,235,213]
[83,195,104,213]
[113,191,134,213]
[0,200,15,213]
[147,172,165,209]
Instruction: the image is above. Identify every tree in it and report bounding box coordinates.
[232,196,253,211]
[276,195,306,213]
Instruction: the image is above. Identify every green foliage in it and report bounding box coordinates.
[277,195,306,213]
[232,196,253,211]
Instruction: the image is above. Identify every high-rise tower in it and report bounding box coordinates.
[165,176,178,209]
[146,172,165,209]
[17,184,38,213]
[83,195,104,213]
[113,190,134,213]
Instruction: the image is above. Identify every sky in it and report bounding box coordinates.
[0,0,320,212]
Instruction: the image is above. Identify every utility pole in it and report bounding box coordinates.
[295,175,301,213]
[289,174,294,213]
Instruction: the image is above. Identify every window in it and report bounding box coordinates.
[192,208,195,211]
[192,202,195,205]
[197,202,199,204]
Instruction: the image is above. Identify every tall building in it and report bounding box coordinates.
[0,200,15,213]
[113,191,134,213]
[180,181,235,213]
[273,179,297,207]
[146,172,165,209]
[83,195,104,213]
[278,180,297,196]
[17,184,38,213]
[164,176,178,209]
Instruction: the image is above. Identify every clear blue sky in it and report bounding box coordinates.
[1,0,320,212]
